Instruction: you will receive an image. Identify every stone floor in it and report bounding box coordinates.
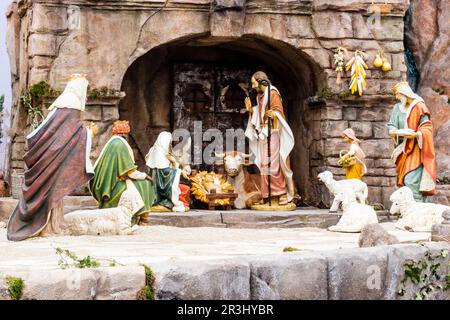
[0,223,430,273]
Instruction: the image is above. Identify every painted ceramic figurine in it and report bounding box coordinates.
[244,71,295,209]
[145,131,188,212]
[387,81,436,202]
[89,120,154,224]
[7,74,95,241]
[339,128,367,180]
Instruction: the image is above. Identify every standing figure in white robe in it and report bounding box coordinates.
[244,71,295,205]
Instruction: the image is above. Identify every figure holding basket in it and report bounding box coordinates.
[338,128,367,180]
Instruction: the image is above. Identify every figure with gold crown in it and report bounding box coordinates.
[89,120,154,224]
[387,81,437,202]
[7,74,96,241]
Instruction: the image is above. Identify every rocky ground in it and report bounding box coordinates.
[1,223,447,300]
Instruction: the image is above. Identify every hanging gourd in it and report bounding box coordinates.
[381,57,392,72]
[373,49,392,72]
[346,50,369,96]
[373,49,383,68]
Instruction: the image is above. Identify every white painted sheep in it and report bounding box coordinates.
[390,186,448,232]
[328,187,378,233]
[317,170,368,212]
[64,189,142,236]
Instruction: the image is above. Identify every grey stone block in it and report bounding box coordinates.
[323,246,389,300]
[154,259,251,300]
[248,253,328,300]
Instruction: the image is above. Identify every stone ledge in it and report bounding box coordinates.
[313,0,409,15]
[148,211,225,228]
[0,266,145,300]
[2,243,446,300]
[146,209,341,229]
[153,242,450,300]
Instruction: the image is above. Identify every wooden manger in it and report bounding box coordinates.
[206,190,238,210]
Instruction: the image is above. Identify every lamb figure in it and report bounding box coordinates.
[328,187,378,233]
[65,189,142,236]
[317,170,368,212]
[390,186,448,232]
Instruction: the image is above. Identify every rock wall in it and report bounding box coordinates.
[405,0,450,181]
[5,0,412,207]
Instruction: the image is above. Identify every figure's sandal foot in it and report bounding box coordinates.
[278,195,288,206]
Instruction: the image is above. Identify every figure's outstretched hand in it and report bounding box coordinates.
[167,155,178,167]
[145,175,154,183]
[388,130,397,138]
[245,97,252,111]
[87,122,99,137]
[181,170,190,180]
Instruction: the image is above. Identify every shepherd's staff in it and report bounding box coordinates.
[259,79,272,206]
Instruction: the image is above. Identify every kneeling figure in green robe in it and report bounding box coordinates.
[89,121,154,224]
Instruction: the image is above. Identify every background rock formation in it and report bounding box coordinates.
[405,0,450,180]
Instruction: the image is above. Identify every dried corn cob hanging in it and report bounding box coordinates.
[346,50,369,96]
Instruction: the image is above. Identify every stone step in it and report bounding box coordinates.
[0,197,98,221]
[0,196,397,229]
[145,209,397,229]
[436,185,450,203]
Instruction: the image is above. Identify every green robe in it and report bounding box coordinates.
[89,136,154,223]
[152,168,178,209]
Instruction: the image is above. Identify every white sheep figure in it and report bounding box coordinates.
[390,186,448,232]
[328,187,378,233]
[317,170,368,212]
[65,189,142,236]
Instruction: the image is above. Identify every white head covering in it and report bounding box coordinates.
[48,74,89,111]
[393,81,423,102]
[145,131,173,169]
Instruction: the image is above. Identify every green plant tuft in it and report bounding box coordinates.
[55,247,100,269]
[337,90,350,99]
[397,249,450,300]
[88,88,101,99]
[6,276,24,300]
[317,87,336,99]
[28,81,57,100]
[283,247,301,252]
[0,94,4,113]
[298,216,310,222]
[137,265,156,300]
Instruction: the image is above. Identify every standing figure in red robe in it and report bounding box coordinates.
[7,74,95,241]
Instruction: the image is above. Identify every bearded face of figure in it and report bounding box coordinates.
[396,93,408,107]
[251,77,265,94]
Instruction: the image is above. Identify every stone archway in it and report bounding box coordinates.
[119,35,326,203]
